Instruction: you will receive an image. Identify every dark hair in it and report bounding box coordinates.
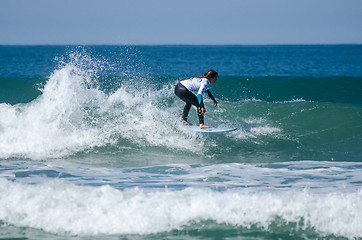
[203,70,218,79]
[195,70,218,80]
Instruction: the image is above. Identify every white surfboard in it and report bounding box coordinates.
[189,126,237,133]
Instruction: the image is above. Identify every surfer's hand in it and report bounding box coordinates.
[213,100,218,107]
[201,107,206,114]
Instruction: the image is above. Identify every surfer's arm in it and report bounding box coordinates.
[197,80,209,113]
[206,90,218,107]
[196,94,206,113]
[196,93,207,115]
[196,84,205,107]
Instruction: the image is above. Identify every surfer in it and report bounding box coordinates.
[174,70,218,129]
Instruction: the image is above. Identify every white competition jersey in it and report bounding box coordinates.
[180,77,209,95]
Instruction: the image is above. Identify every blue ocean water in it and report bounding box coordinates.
[0,45,361,239]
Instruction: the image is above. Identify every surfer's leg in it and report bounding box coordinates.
[183,101,204,124]
[175,83,201,123]
[197,107,204,124]
[182,103,192,121]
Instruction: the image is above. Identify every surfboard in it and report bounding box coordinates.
[189,126,237,133]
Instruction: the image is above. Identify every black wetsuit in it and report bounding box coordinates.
[174,82,216,124]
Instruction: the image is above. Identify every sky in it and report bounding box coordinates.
[1,0,361,45]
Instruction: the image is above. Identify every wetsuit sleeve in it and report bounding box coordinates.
[197,94,204,108]
[205,90,215,101]
[196,79,209,107]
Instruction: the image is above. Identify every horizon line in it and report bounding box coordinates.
[1,43,362,47]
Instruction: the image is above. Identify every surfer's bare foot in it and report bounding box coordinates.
[182,120,192,126]
[199,124,211,129]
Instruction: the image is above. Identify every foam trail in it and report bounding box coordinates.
[0,178,361,238]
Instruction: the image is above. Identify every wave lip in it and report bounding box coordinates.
[0,62,108,159]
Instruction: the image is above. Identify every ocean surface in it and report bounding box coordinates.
[0,45,361,239]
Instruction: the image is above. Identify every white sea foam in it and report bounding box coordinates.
[0,178,361,238]
[0,54,202,159]
[231,117,282,141]
[105,86,201,150]
[0,64,107,159]
[276,98,308,103]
